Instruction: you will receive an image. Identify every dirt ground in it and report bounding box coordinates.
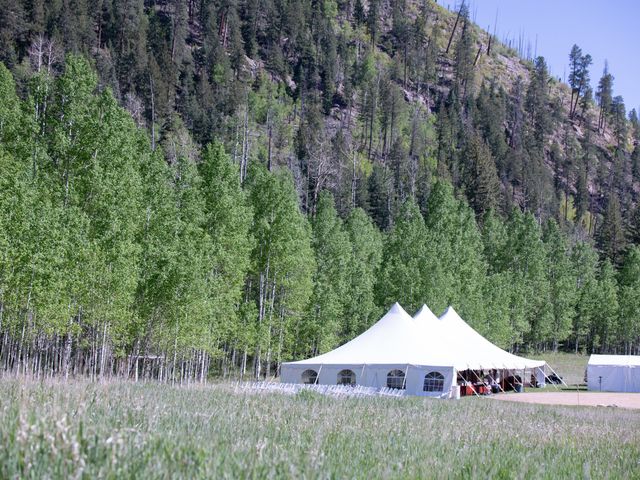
[492,391,640,410]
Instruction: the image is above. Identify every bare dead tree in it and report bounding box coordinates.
[445,1,465,54]
[124,92,145,128]
[28,35,46,72]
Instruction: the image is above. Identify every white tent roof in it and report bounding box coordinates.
[413,304,439,327]
[433,306,545,370]
[285,303,455,366]
[283,303,545,371]
[588,354,640,366]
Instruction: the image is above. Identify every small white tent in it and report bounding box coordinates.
[281,303,548,397]
[587,354,640,392]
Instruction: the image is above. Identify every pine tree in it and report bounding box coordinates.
[463,133,501,217]
[597,193,626,266]
[453,3,474,100]
[366,0,379,44]
[353,0,365,25]
[631,144,640,182]
[596,63,614,132]
[630,108,640,141]
[610,96,628,148]
[475,81,508,167]
[567,44,592,119]
[525,56,552,146]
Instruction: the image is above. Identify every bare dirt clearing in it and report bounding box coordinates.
[493,391,640,409]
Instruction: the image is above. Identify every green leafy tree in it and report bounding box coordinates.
[306,192,351,354]
[617,247,640,354]
[199,142,253,349]
[343,207,383,340]
[423,182,487,326]
[592,259,618,352]
[247,165,315,376]
[543,219,577,351]
[570,242,599,353]
[504,209,552,349]
[376,199,427,313]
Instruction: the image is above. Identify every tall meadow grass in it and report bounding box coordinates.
[0,379,638,479]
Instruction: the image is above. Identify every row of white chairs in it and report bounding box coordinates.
[377,386,407,397]
[237,381,406,399]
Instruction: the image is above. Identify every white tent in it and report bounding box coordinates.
[587,354,640,392]
[281,303,458,397]
[280,303,548,397]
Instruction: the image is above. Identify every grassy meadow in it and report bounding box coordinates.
[1,378,639,479]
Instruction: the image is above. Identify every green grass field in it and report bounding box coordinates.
[1,378,639,479]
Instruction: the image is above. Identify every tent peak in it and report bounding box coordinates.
[440,305,458,319]
[413,304,439,324]
[388,302,407,315]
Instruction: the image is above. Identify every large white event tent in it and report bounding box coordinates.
[587,354,640,392]
[280,303,547,397]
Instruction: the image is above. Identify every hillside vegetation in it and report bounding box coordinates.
[1,0,640,380]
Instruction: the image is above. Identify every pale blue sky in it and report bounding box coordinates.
[437,0,640,114]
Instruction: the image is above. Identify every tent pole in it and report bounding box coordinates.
[459,370,481,398]
[546,363,569,388]
[471,369,488,397]
[539,365,561,391]
[316,364,323,385]
[403,364,409,391]
[486,369,506,394]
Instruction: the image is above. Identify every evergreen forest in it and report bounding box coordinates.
[1,0,640,380]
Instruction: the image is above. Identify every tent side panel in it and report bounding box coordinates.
[587,364,640,392]
[407,366,455,397]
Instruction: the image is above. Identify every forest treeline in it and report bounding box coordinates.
[2,58,640,382]
[1,0,640,380]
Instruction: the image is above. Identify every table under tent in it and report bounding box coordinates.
[413,304,549,396]
[280,303,553,398]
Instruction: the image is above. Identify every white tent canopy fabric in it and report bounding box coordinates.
[281,303,547,397]
[433,306,545,371]
[587,354,640,392]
